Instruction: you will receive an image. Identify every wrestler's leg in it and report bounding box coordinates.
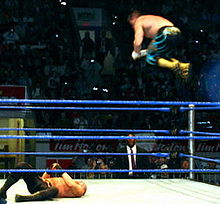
[0,174,17,199]
[15,162,48,194]
[13,162,58,202]
[0,162,47,199]
[157,58,179,69]
[157,58,190,79]
[15,186,58,202]
[146,44,190,79]
[147,27,191,79]
[177,61,191,79]
[0,162,31,199]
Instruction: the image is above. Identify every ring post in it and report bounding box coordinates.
[188,104,195,179]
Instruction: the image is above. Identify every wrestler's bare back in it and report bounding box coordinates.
[134,15,174,39]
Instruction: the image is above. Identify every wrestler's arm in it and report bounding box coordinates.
[61,172,75,187]
[41,172,51,179]
[61,173,85,196]
[131,23,147,60]
[41,163,62,179]
[133,24,144,53]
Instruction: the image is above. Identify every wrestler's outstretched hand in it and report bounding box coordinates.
[132,49,148,60]
[50,163,62,170]
[49,163,63,177]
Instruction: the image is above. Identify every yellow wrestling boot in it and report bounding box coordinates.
[170,58,191,79]
[157,58,191,79]
[157,58,179,70]
[178,62,191,79]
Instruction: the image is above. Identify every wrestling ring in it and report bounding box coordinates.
[0,99,220,204]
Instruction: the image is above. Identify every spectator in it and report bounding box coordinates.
[74,73,90,99]
[95,157,109,179]
[86,59,102,89]
[4,0,19,17]
[159,164,169,179]
[73,114,89,129]
[55,112,72,132]
[47,71,60,89]
[3,28,20,44]
[155,157,168,169]
[204,161,219,185]
[181,158,189,179]
[17,70,32,87]
[31,82,44,99]
[71,156,89,179]
[86,157,97,179]
[102,50,115,84]
[167,151,182,178]
[81,31,95,59]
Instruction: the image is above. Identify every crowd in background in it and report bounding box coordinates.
[0,0,220,184]
[1,0,219,130]
[1,0,220,102]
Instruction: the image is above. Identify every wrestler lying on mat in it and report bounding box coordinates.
[0,162,87,202]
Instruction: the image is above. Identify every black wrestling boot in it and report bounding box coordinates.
[15,186,58,202]
[0,175,18,199]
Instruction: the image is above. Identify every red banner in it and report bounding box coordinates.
[47,159,73,169]
[0,85,27,99]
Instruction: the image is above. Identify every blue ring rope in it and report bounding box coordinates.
[0,169,220,173]
[0,128,170,134]
[1,99,220,106]
[180,106,220,111]
[1,99,219,175]
[0,152,169,157]
[179,130,220,136]
[0,106,171,112]
[180,153,220,163]
[0,135,220,140]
